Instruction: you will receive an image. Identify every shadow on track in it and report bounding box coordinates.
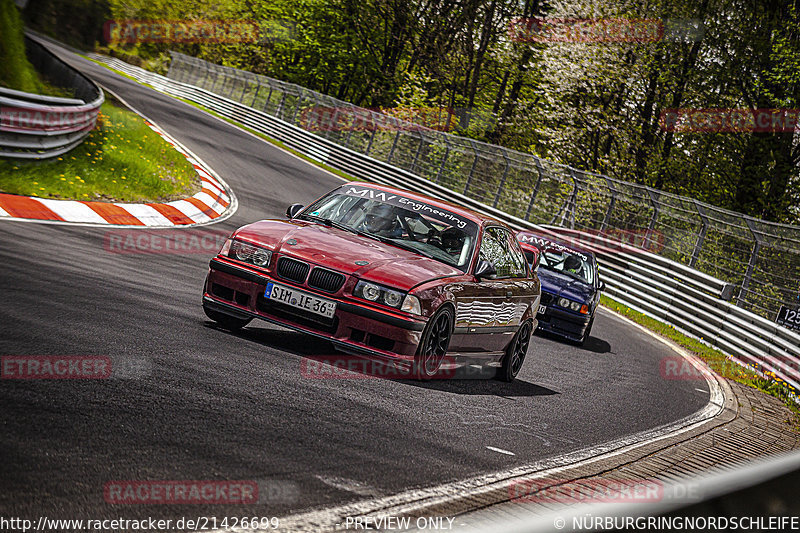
[534,330,612,354]
[205,321,559,397]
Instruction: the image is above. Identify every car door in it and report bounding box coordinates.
[450,226,530,353]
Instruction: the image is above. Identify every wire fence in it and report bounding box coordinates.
[166,51,800,321]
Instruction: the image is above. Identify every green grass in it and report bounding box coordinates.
[0,94,200,202]
[601,294,800,422]
[0,0,71,97]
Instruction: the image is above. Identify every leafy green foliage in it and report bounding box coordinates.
[21,0,800,222]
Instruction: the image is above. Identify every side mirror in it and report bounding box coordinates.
[286,203,304,219]
[598,279,606,291]
[474,259,497,279]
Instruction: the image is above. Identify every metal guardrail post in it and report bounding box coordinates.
[738,218,763,308]
[524,158,545,221]
[492,153,511,208]
[364,111,378,156]
[645,188,661,251]
[600,176,617,232]
[343,104,358,148]
[553,169,578,227]
[463,140,479,195]
[691,200,709,268]
[250,76,261,107]
[387,128,402,164]
[435,137,450,183]
[410,131,425,174]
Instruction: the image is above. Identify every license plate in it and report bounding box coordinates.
[538,304,547,314]
[265,281,337,319]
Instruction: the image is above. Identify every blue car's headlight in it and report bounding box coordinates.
[558,297,588,314]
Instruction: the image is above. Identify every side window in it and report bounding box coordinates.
[480,227,527,278]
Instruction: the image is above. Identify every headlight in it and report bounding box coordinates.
[218,238,232,256]
[401,295,422,315]
[229,239,272,268]
[354,280,407,309]
[558,297,589,314]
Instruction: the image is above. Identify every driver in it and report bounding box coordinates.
[439,227,466,255]
[361,203,401,237]
[564,255,583,276]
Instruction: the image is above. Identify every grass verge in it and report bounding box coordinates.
[0,93,200,202]
[601,294,800,423]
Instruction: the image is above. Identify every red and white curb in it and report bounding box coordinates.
[0,93,237,228]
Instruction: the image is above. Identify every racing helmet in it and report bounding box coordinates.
[564,255,582,273]
[362,203,399,235]
[440,227,466,254]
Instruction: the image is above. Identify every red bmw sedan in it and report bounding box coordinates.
[203,182,541,381]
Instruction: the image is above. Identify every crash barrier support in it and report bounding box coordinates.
[82,48,800,396]
[0,36,103,159]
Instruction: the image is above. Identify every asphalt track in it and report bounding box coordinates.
[0,43,709,526]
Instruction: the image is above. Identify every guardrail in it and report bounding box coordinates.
[0,36,103,159]
[83,50,800,397]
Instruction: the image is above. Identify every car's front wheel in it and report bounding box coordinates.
[414,306,453,380]
[497,320,532,382]
[203,304,252,331]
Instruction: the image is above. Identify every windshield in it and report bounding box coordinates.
[539,248,594,285]
[299,188,478,270]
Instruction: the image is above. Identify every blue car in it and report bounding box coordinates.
[517,232,604,345]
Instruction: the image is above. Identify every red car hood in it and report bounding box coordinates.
[234,220,463,291]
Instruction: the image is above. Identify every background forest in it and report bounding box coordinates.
[23,0,800,223]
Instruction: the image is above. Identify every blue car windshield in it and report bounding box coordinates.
[540,249,594,285]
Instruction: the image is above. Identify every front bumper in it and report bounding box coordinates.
[204,258,426,362]
[536,303,592,342]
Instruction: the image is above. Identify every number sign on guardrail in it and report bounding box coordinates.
[776,306,800,332]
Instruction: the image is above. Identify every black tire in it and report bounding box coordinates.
[414,306,454,380]
[204,304,252,331]
[497,320,533,382]
[578,316,594,346]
